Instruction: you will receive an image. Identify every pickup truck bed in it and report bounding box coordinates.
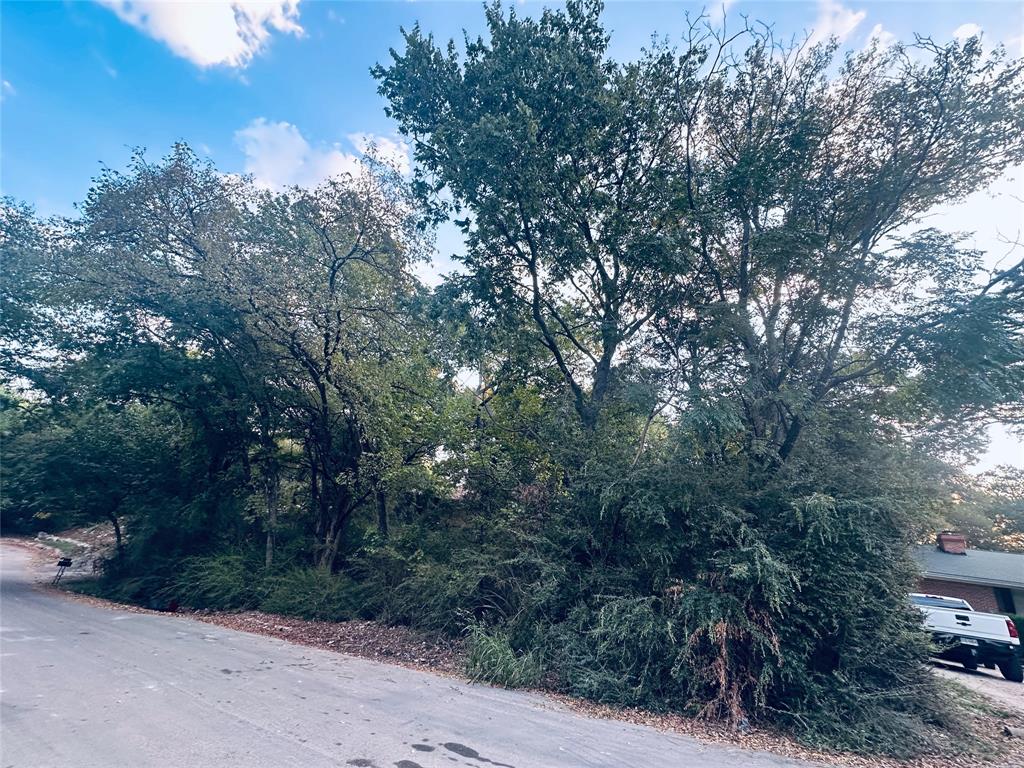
[911,593,1022,682]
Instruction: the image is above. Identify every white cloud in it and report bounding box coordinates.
[953,23,983,43]
[235,118,359,189]
[707,0,737,27]
[1,80,15,100]
[97,1,302,68]
[234,119,410,189]
[866,23,896,49]
[347,132,411,176]
[808,0,866,47]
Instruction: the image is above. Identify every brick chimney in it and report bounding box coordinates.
[936,531,967,555]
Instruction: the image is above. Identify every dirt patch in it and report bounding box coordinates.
[933,661,1024,716]
[193,611,464,676]
[53,522,120,553]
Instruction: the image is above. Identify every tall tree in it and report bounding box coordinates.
[376,2,1024,462]
[8,147,445,570]
[655,33,1024,464]
[376,0,696,429]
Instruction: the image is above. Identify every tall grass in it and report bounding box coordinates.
[464,624,544,688]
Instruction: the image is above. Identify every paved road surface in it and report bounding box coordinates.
[0,543,815,768]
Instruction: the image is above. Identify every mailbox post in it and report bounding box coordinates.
[53,557,73,585]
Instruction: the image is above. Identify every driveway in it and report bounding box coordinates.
[932,660,1024,715]
[0,542,817,768]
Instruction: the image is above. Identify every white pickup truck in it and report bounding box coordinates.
[911,593,1022,682]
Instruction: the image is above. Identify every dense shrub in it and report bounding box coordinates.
[70,573,171,609]
[464,624,544,688]
[547,597,678,708]
[357,516,568,636]
[170,554,262,611]
[259,568,360,621]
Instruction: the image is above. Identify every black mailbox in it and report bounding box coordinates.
[53,557,73,585]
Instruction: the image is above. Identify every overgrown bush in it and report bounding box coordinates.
[464,624,544,688]
[369,517,567,635]
[68,573,170,608]
[544,597,677,708]
[170,554,262,611]
[260,567,360,621]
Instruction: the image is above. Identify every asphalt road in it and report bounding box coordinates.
[0,543,816,768]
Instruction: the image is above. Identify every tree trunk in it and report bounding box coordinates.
[264,471,279,568]
[318,525,343,571]
[778,415,803,462]
[107,511,124,562]
[317,494,353,571]
[376,488,388,538]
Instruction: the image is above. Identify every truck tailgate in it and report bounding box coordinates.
[923,607,1018,644]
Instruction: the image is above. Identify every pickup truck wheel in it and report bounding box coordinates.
[997,655,1023,683]
[962,658,978,671]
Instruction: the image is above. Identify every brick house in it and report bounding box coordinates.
[915,532,1024,614]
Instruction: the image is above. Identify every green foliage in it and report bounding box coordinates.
[465,624,544,688]
[79,573,173,609]
[259,568,360,622]
[171,554,262,611]
[375,528,565,635]
[548,597,678,708]
[377,1,1024,448]
[937,466,1024,552]
[4,3,1023,761]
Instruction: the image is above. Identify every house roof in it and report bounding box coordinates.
[914,545,1024,590]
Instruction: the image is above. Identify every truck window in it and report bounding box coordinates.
[911,595,972,610]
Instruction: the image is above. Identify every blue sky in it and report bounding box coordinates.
[1,0,1022,469]
[3,2,1020,215]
